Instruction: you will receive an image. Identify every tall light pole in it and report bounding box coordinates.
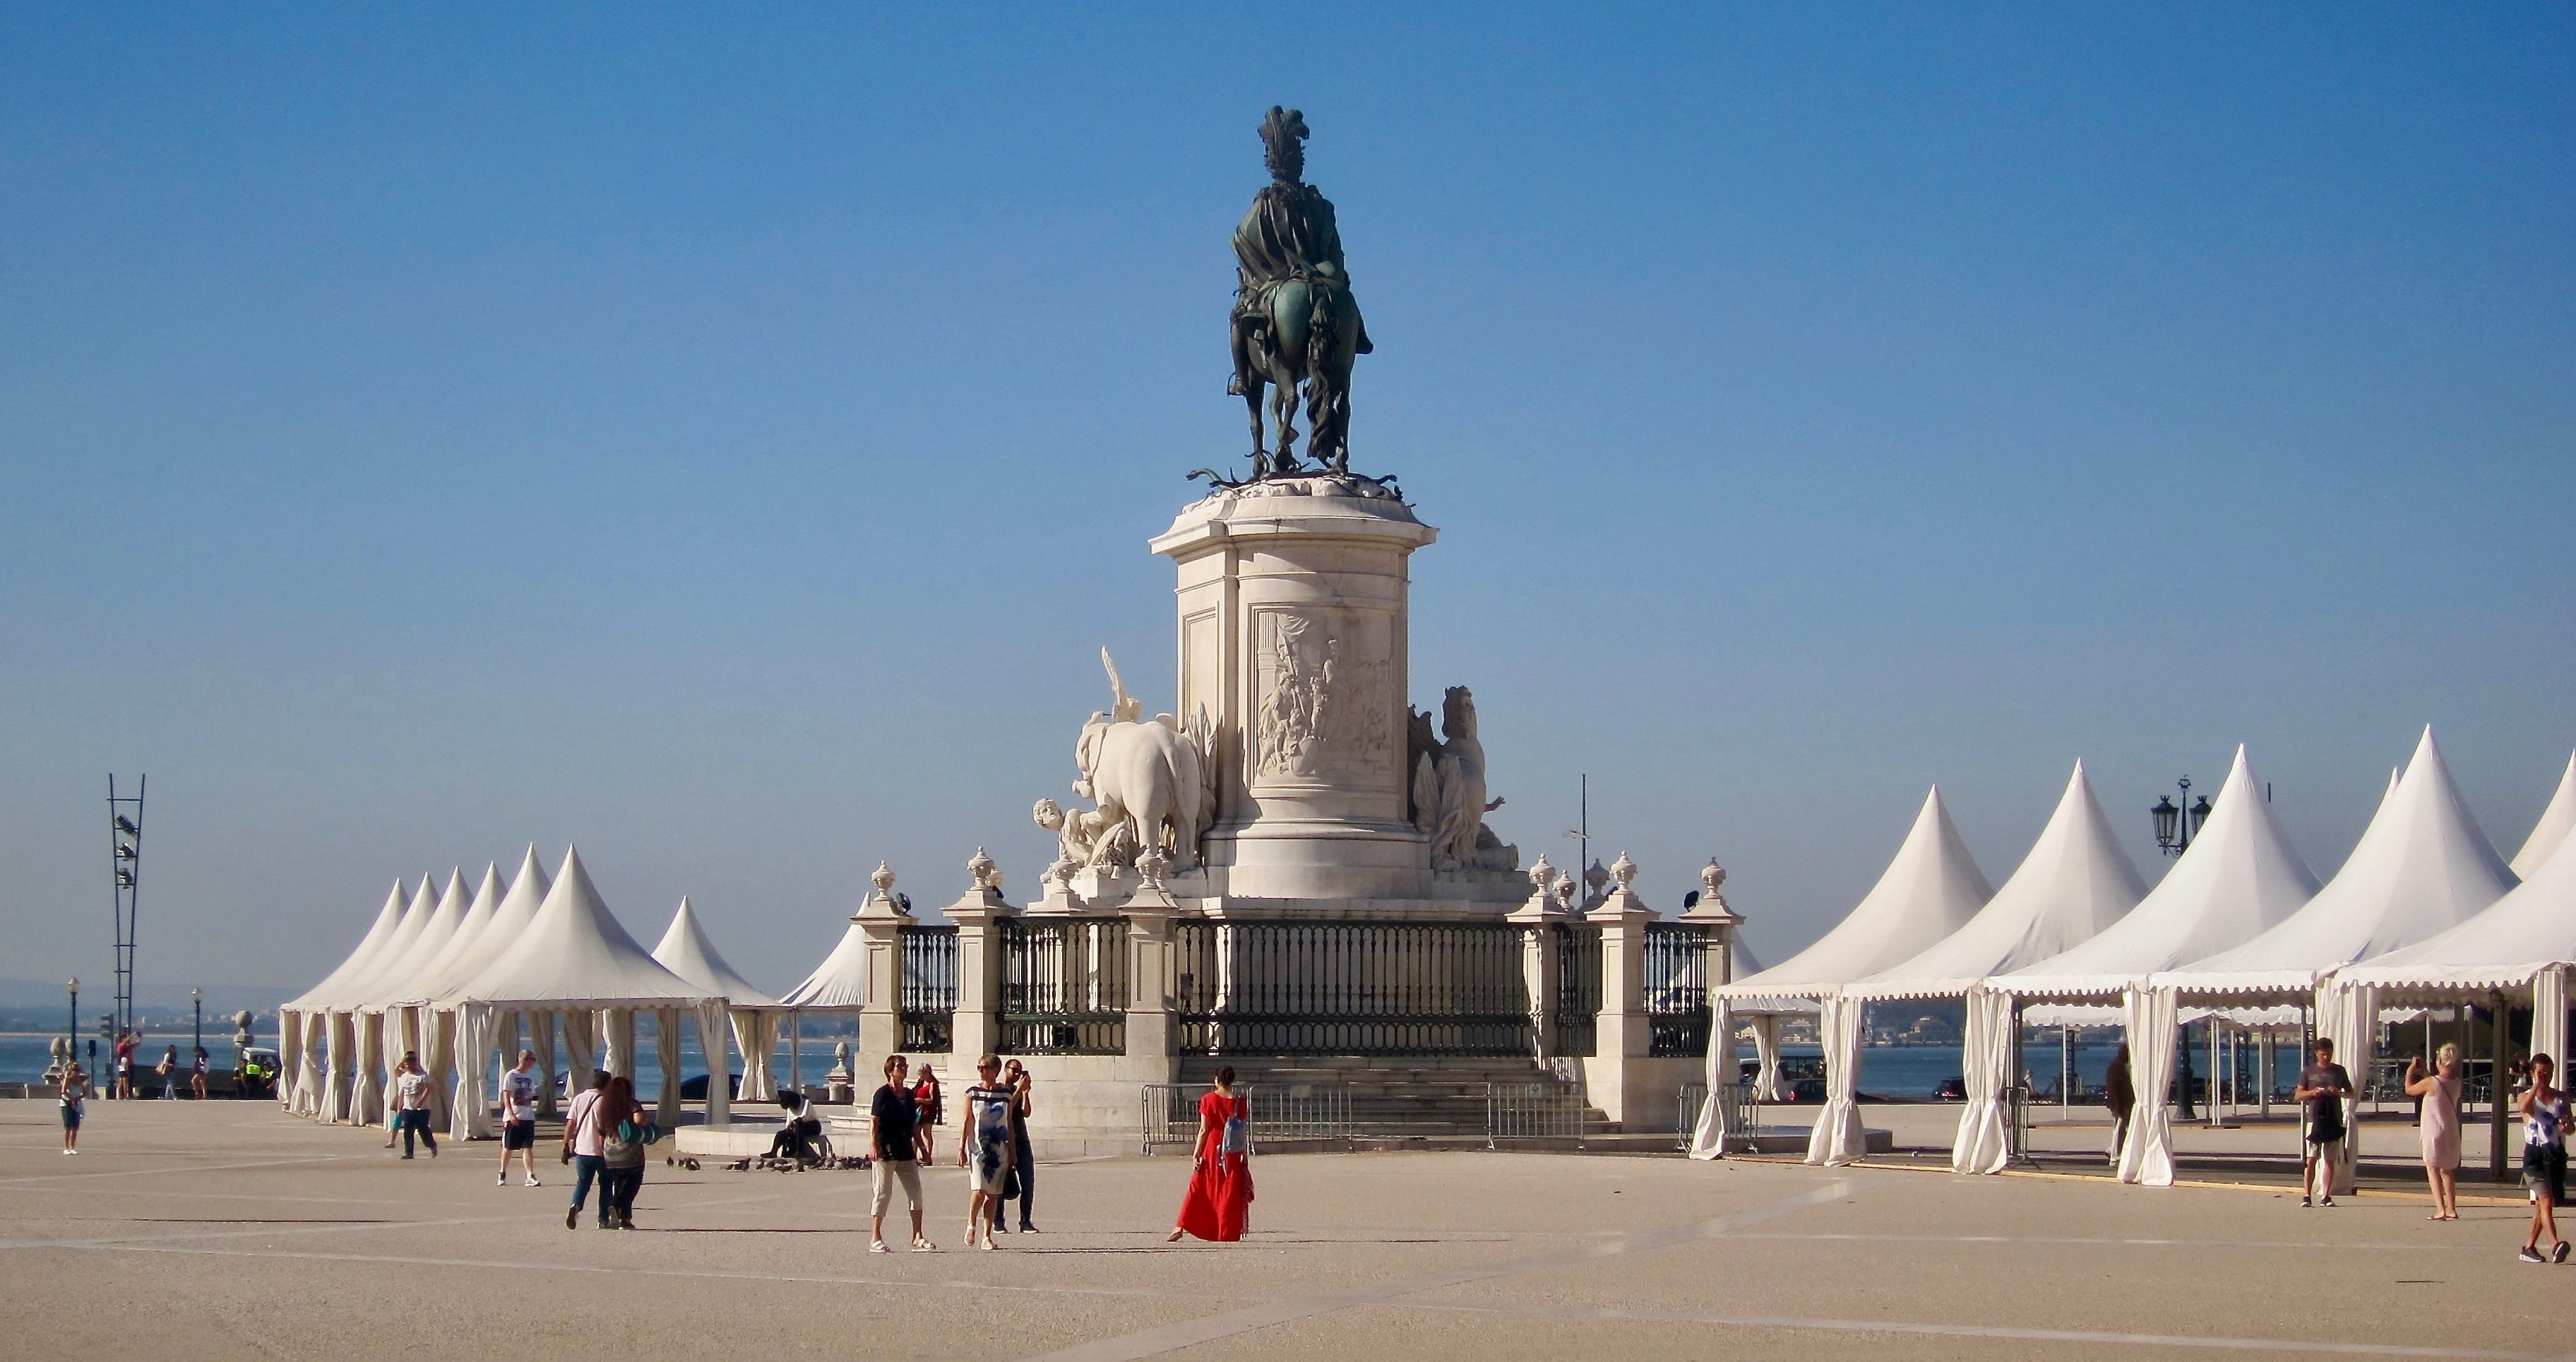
[191,988,203,1062]
[2152,776,2212,1118]
[66,978,79,1085]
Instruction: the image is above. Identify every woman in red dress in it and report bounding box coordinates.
[1168,1066,1253,1242]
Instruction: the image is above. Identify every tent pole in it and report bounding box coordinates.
[2060,1025,2070,1111]
[2491,994,2510,1183]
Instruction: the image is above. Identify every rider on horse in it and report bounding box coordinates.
[1227,108,1372,474]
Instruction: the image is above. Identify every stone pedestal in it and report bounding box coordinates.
[852,865,910,1065]
[941,880,1016,1063]
[1151,479,1437,903]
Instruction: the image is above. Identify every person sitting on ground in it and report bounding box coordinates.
[2520,1053,2570,1265]
[2294,1038,2354,1208]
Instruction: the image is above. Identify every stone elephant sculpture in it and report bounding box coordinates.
[1075,714,1208,871]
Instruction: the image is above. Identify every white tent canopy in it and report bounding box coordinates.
[394,862,505,1008]
[282,880,412,1011]
[1851,760,2145,1002]
[656,896,785,1107]
[342,874,448,1007]
[1715,787,1992,1000]
[366,868,479,1012]
[2512,751,2576,880]
[424,847,552,1005]
[780,919,872,1009]
[1996,746,2320,1000]
[2343,819,2576,996]
[1707,787,1990,1169]
[452,847,716,1009]
[2159,727,2515,997]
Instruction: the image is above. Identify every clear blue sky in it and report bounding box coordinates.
[3,6,2570,997]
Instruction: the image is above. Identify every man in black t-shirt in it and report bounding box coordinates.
[868,1054,933,1253]
[2293,1039,2355,1207]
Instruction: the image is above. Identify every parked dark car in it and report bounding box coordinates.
[1933,1075,1968,1101]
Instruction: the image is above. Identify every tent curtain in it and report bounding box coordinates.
[1804,995,1868,1166]
[729,1008,775,1104]
[696,1001,732,1127]
[453,1005,499,1140]
[530,1010,559,1116]
[424,1006,457,1132]
[496,1009,520,1079]
[1688,997,1737,1160]
[560,1008,599,1099]
[2116,986,2180,1186]
[655,1008,683,1130]
[2537,969,2570,1079]
[347,1011,383,1127]
[299,1011,328,1117]
[378,1008,409,1128]
[604,1008,635,1081]
[321,1011,352,1123]
[276,1008,302,1111]
[2318,979,2378,1197]
[1952,988,2015,1175]
[1751,1014,1787,1102]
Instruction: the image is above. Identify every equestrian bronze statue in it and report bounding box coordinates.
[1227,107,1372,479]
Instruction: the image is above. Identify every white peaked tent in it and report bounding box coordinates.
[2512,753,2576,879]
[422,849,554,1134]
[334,873,443,1125]
[1996,746,2320,1185]
[651,897,777,1118]
[361,869,475,1129]
[448,847,730,1131]
[1849,761,2148,1173]
[400,863,506,1007]
[2157,729,2515,1194]
[279,880,412,1117]
[1710,787,1992,1166]
[775,913,876,1101]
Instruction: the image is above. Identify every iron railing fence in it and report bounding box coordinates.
[1001,916,1128,1055]
[898,924,958,1053]
[1139,1082,1356,1156]
[1644,923,1712,1057]
[1171,919,1533,1056]
[1484,1080,1589,1146]
[1552,923,1602,1058]
[1675,1082,1759,1154]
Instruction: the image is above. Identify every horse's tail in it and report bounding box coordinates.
[1305,288,1340,375]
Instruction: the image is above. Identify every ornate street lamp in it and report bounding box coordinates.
[2151,777,2212,858]
[191,988,203,1063]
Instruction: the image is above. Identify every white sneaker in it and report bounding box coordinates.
[524,1175,541,1187]
[498,1172,508,1186]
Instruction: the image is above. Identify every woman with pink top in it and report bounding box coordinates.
[2406,1044,2463,1221]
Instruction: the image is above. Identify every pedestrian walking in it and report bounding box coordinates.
[496,1049,542,1187]
[2405,1044,2463,1221]
[598,1075,650,1229]
[1168,1065,1253,1243]
[869,1055,934,1253]
[59,1063,85,1154]
[912,1061,945,1163]
[113,1031,137,1100]
[189,1047,210,1101]
[960,1055,1015,1250]
[561,1070,612,1229]
[392,1051,438,1159]
[996,1058,1038,1233]
[2104,1044,2135,1166]
[2295,1038,2354,1207]
[156,1045,179,1100]
[2520,1053,2569,1264]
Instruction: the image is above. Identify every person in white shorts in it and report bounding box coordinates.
[496,1049,542,1187]
[869,1054,934,1253]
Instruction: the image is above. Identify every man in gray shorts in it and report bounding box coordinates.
[870,1054,934,1253]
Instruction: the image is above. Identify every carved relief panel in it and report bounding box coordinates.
[1251,607,1395,788]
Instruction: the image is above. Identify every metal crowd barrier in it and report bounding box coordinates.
[1140,1082,1354,1156]
[1485,1081,1587,1147]
[1675,1082,1758,1154]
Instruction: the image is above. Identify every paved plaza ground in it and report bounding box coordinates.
[1,1099,2560,1361]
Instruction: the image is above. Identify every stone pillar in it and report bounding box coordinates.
[1509,856,1570,1062]
[1123,867,1181,1068]
[941,852,1017,1066]
[1593,854,1655,1063]
[854,862,912,1065]
[1678,859,1748,1111]
[1150,481,1440,902]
